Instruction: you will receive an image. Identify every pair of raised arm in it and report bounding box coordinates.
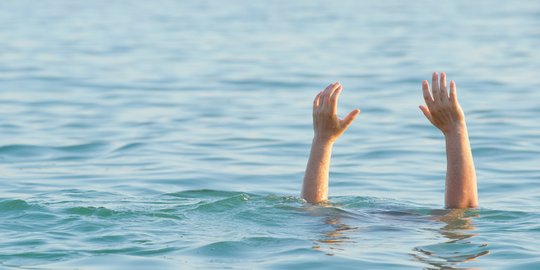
[301,72,478,209]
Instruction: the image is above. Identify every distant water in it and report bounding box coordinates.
[1,0,539,269]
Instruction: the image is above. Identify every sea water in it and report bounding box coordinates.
[0,0,539,269]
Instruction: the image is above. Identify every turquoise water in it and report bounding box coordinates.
[1,0,539,269]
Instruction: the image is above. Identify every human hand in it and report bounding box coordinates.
[312,82,360,143]
[420,72,466,136]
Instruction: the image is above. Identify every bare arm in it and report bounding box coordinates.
[419,72,478,209]
[301,82,360,203]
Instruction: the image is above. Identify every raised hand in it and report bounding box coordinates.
[312,82,360,143]
[302,82,360,203]
[419,72,465,136]
[419,72,478,209]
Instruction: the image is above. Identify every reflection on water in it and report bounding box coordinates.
[308,204,358,256]
[308,203,494,268]
[412,209,489,269]
[314,215,358,256]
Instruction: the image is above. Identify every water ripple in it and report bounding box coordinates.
[1,0,539,269]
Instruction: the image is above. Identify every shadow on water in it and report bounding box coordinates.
[411,209,489,270]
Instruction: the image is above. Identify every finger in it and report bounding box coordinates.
[449,80,458,104]
[313,91,322,110]
[341,109,360,129]
[431,72,440,103]
[320,83,336,108]
[328,82,341,98]
[419,105,433,124]
[440,72,449,101]
[330,85,343,114]
[319,84,330,107]
[325,82,340,109]
[422,80,434,108]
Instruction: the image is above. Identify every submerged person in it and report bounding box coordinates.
[301,72,478,209]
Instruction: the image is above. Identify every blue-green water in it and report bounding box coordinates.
[1,0,539,269]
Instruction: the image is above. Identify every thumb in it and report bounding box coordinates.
[341,109,361,129]
[419,105,433,123]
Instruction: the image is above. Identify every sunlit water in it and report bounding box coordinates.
[1,0,539,269]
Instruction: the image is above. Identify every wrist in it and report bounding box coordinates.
[312,135,335,146]
[443,122,468,138]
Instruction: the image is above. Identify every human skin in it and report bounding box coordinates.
[419,72,478,209]
[301,82,360,203]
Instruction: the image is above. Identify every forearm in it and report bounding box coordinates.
[444,124,478,208]
[301,138,334,203]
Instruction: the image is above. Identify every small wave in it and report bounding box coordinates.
[64,206,116,217]
[0,199,52,221]
[184,237,308,258]
[38,254,179,270]
[220,78,317,89]
[0,142,109,160]
[474,146,540,160]
[191,193,251,213]
[413,242,490,266]
[164,189,246,199]
[111,142,146,153]
[0,199,31,212]
[478,209,533,223]
[0,144,50,157]
[61,122,94,129]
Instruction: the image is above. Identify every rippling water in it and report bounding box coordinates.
[1,0,539,269]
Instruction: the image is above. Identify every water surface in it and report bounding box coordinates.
[1,0,539,269]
